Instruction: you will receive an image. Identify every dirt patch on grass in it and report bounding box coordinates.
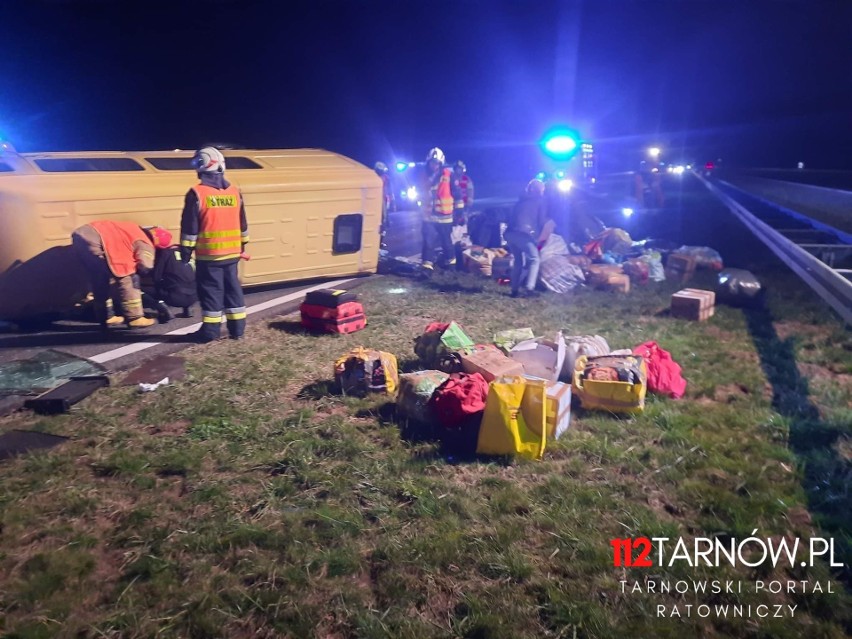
[774,321,827,342]
[704,325,740,342]
[148,420,190,436]
[401,315,437,333]
[798,362,852,389]
[645,489,683,518]
[714,383,751,402]
[834,436,852,462]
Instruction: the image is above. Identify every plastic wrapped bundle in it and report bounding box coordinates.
[716,268,763,305]
[396,370,449,424]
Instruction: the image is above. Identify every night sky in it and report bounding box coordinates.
[2,0,851,183]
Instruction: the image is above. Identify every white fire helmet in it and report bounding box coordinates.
[192,146,226,174]
[426,147,445,164]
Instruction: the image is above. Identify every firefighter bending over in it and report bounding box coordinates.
[71,221,171,329]
[180,146,250,343]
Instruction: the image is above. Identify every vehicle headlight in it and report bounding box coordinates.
[557,179,573,193]
[406,186,418,200]
[622,207,634,217]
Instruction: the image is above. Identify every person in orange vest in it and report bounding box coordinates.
[180,146,250,343]
[420,147,458,275]
[71,221,171,328]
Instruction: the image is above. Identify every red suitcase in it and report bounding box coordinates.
[303,288,358,307]
[299,301,364,321]
[301,313,367,334]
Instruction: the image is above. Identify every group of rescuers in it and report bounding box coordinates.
[75,144,565,342]
[375,146,570,299]
[70,146,249,343]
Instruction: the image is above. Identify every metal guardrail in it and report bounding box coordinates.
[722,175,852,236]
[697,174,852,326]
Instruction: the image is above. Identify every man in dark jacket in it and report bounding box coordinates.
[505,179,553,298]
[142,241,198,322]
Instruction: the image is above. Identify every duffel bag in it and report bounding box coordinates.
[428,372,489,429]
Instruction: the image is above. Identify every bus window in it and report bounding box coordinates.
[333,214,363,254]
[34,158,145,172]
[145,156,263,170]
[225,157,264,169]
[0,162,13,172]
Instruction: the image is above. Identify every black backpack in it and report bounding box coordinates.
[153,247,197,308]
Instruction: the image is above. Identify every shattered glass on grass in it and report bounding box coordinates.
[0,349,106,396]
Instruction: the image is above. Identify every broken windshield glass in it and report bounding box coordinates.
[0,350,106,396]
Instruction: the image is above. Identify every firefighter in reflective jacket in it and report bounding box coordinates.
[180,146,250,342]
[420,147,459,274]
[71,221,170,329]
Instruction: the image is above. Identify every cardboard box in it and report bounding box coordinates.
[460,348,524,382]
[665,253,697,284]
[671,288,715,321]
[521,377,572,440]
[491,256,513,280]
[509,332,566,383]
[683,287,716,306]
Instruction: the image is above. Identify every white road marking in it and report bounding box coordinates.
[89,277,353,364]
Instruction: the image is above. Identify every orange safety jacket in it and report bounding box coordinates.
[192,184,244,261]
[89,220,154,278]
[431,168,454,223]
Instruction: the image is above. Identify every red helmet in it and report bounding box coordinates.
[148,226,173,249]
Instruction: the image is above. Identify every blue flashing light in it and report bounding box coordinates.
[395,161,408,172]
[541,128,581,159]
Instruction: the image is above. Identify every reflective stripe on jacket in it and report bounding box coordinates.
[192,184,243,261]
[88,220,154,278]
[431,168,454,221]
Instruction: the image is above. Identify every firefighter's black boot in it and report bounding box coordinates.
[156,300,173,324]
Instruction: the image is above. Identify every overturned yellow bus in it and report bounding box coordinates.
[0,146,382,319]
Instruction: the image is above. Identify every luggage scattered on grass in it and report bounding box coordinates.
[312,311,692,459]
[333,346,398,396]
